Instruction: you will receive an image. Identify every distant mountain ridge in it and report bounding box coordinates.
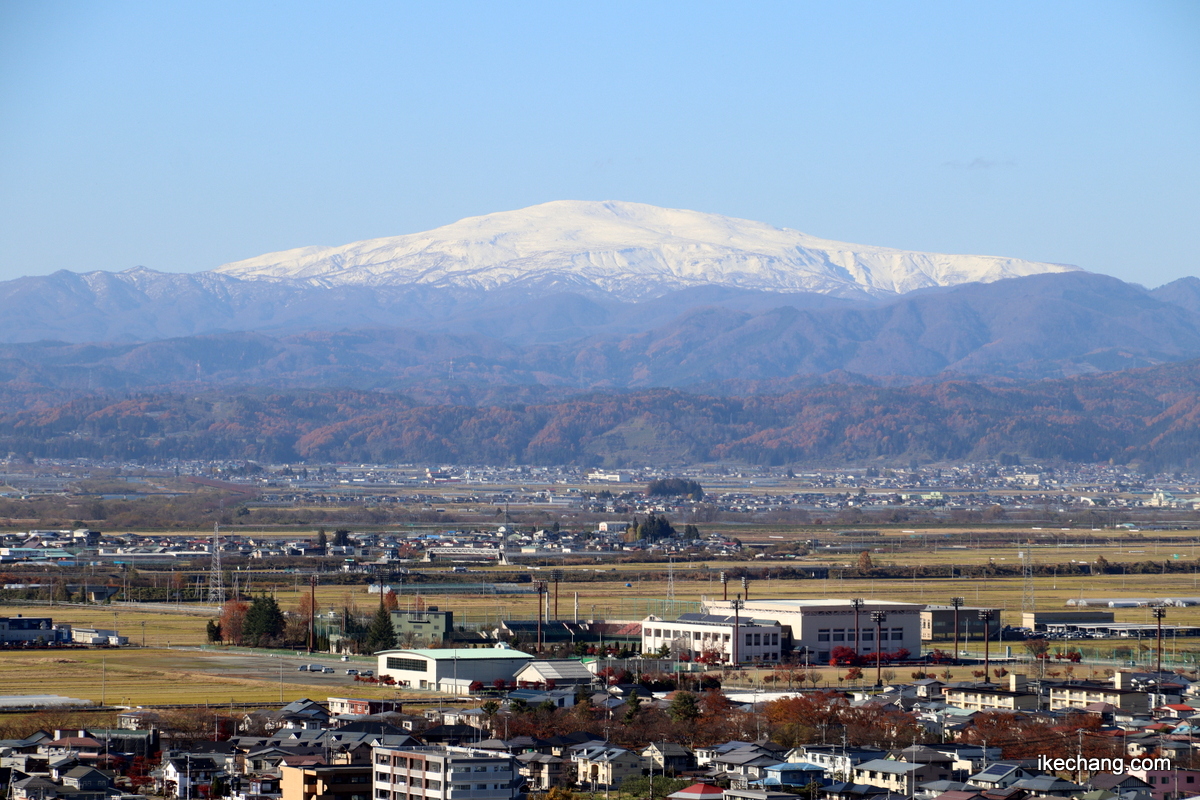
[3,272,1200,394]
[213,200,1079,297]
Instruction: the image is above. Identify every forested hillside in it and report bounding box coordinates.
[3,358,1200,468]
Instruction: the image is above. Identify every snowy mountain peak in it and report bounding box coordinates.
[213,200,1079,297]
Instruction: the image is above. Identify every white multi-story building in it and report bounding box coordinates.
[373,746,519,800]
[704,598,923,664]
[641,612,783,664]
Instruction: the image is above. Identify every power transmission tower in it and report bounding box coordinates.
[207,523,226,605]
[1020,548,1035,613]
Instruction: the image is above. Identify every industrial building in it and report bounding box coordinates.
[376,646,532,694]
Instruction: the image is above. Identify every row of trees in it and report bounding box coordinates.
[206,594,398,653]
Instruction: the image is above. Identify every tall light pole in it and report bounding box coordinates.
[978,610,995,684]
[1153,605,1167,675]
[534,580,548,653]
[550,570,564,621]
[741,576,750,602]
[871,611,887,687]
[720,572,728,602]
[731,594,745,667]
[950,597,965,666]
[851,598,865,658]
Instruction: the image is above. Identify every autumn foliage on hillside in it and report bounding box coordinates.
[4,358,1200,466]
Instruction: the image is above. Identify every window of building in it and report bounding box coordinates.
[771,633,779,645]
[817,629,830,642]
[832,629,844,642]
[375,773,388,784]
[476,785,488,791]
[376,790,389,799]
[427,763,442,774]
[426,781,441,790]
[473,767,487,773]
[891,628,903,640]
[386,657,429,672]
[378,755,390,765]
[861,630,874,641]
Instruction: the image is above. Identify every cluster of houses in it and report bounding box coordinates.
[8,667,1200,800]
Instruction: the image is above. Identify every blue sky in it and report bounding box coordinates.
[0,1,1197,286]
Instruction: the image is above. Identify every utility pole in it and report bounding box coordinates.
[951,597,964,666]
[851,598,865,657]
[871,611,887,687]
[308,574,317,653]
[731,594,745,667]
[978,610,996,683]
[1153,605,1167,675]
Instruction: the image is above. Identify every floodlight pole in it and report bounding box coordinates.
[1153,605,1167,675]
[871,611,887,687]
[731,594,745,667]
[951,597,965,666]
[978,610,996,684]
[851,598,865,658]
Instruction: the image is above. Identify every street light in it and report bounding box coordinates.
[978,610,996,684]
[950,597,965,666]
[871,611,887,687]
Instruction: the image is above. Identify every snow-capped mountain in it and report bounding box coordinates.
[214,200,1078,297]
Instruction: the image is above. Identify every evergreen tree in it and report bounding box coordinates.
[316,528,328,555]
[365,600,397,653]
[242,594,285,646]
[667,690,701,722]
[623,691,642,725]
[206,619,222,643]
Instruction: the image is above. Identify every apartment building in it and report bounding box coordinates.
[372,746,519,800]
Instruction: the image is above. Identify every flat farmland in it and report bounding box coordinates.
[0,648,426,707]
[6,523,1200,706]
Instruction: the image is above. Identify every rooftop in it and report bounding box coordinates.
[377,648,532,661]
